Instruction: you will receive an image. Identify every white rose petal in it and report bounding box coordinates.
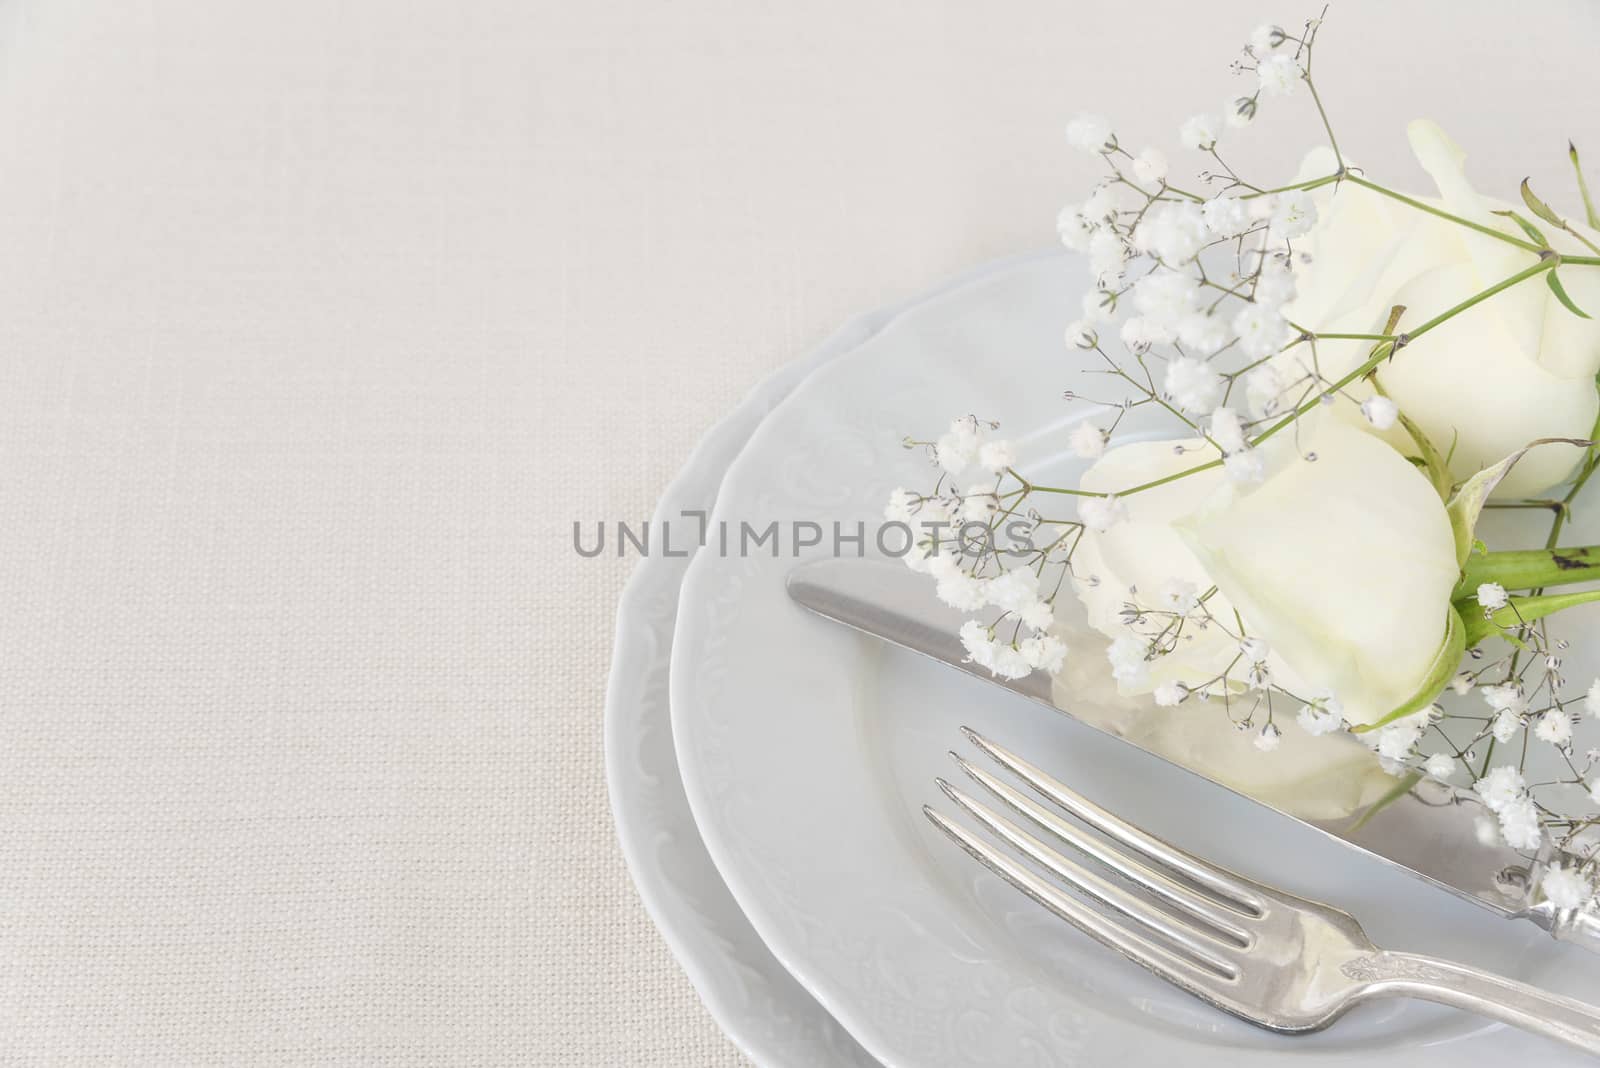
[1224,450,1265,484]
[1073,413,1457,729]
[1288,120,1600,498]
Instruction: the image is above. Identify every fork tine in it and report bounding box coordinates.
[935,779,1240,978]
[950,753,1253,946]
[924,802,1233,991]
[962,727,1263,916]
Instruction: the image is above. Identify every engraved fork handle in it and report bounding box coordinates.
[1350,950,1600,1055]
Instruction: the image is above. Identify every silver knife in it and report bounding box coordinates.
[787,557,1600,954]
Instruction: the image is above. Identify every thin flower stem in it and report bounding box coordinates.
[1240,172,1342,200]
[1027,260,1559,499]
[1304,74,1343,169]
[1343,174,1543,253]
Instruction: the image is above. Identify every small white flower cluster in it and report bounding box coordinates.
[904,18,1361,759]
[1475,765,1543,850]
[1052,28,1329,501]
[889,415,1071,681]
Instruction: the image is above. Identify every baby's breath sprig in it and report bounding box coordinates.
[890,11,1600,904]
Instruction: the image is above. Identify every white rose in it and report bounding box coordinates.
[1283,119,1600,498]
[1058,413,1460,816]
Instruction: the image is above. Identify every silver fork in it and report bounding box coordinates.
[926,727,1600,1056]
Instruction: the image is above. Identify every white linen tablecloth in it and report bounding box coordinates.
[0,0,1595,1062]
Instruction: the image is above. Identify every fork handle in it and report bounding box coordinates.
[1355,950,1600,1055]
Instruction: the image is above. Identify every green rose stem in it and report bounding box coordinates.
[1341,174,1547,253]
[1455,545,1600,598]
[1457,590,1600,649]
[1575,143,1600,231]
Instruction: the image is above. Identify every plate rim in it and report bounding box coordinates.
[604,251,1057,1066]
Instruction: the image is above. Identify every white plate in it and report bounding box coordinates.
[605,254,1052,1066]
[670,254,1600,1067]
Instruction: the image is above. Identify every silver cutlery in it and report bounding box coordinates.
[787,557,1600,953]
[928,727,1600,1055]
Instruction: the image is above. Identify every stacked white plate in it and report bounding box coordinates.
[604,252,1600,1067]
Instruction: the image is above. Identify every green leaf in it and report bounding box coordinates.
[1521,177,1566,228]
[1396,409,1453,498]
[1491,208,1550,248]
[1548,270,1593,319]
[1454,544,1600,598]
[1444,439,1593,566]
[1574,142,1600,231]
[1445,453,1525,566]
[1352,608,1466,733]
[1459,589,1600,648]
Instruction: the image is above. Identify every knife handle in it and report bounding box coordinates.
[1527,897,1600,956]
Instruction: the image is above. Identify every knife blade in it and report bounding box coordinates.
[787,557,1600,953]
